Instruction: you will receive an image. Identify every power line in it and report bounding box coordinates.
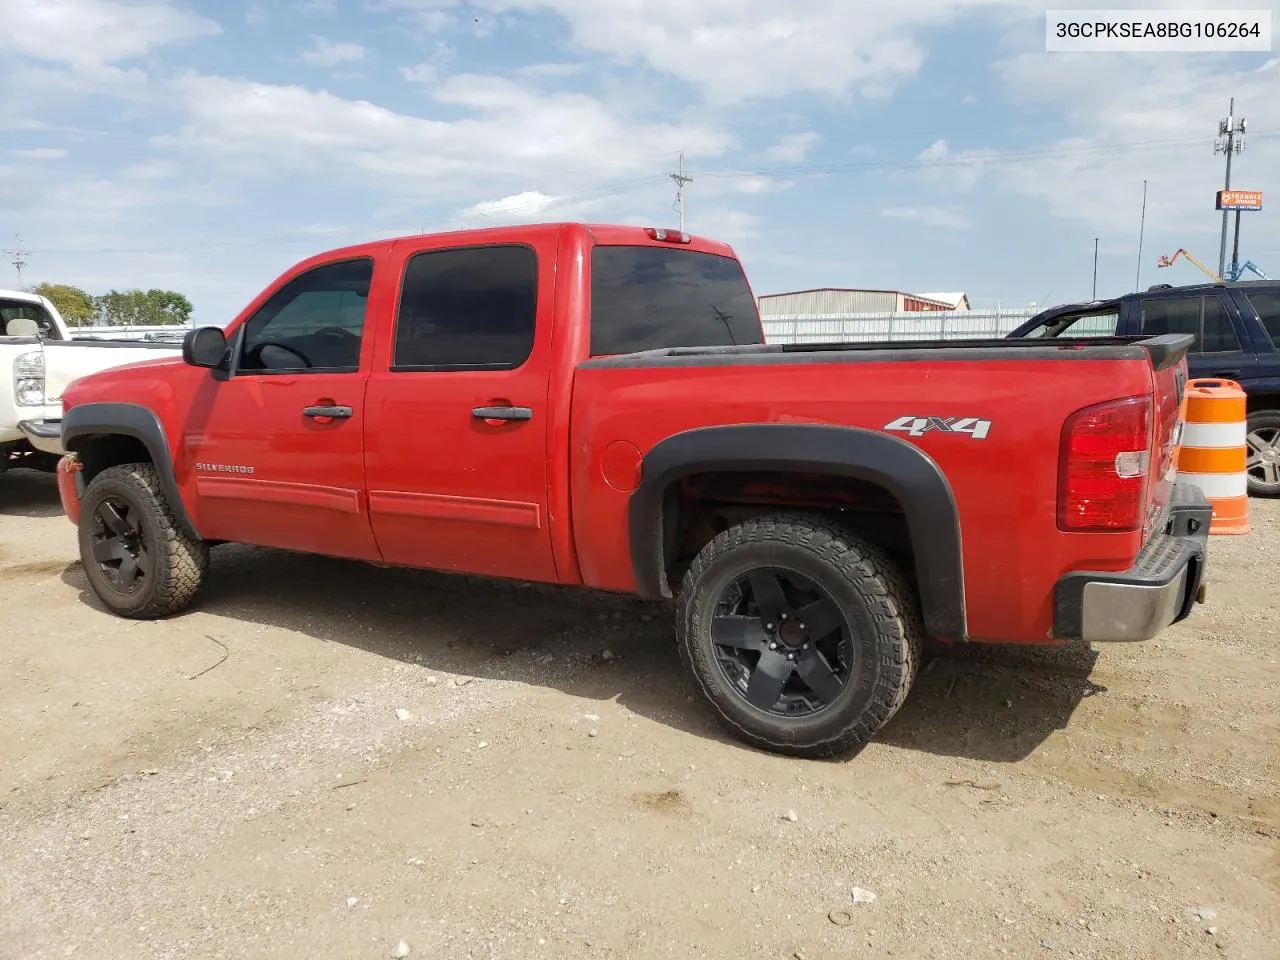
[25,129,1280,259]
[692,130,1280,180]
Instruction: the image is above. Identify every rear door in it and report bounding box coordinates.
[361,234,560,583]
[1233,286,1280,388]
[1134,292,1258,383]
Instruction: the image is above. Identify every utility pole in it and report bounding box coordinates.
[670,150,693,232]
[1230,208,1243,280]
[1135,180,1148,292]
[1214,97,1246,277]
[4,236,29,290]
[1092,238,1099,299]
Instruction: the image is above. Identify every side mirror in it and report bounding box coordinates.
[183,326,227,368]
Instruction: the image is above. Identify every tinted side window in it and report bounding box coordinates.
[393,245,537,370]
[589,246,762,356]
[238,258,372,373]
[1200,297,1240,352]
[1246,292,1280,348]
[1140,298,1203,350]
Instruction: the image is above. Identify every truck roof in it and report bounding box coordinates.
[283,221,740,274]
[0,288,45,305]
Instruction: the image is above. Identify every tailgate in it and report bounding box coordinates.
[1139,334,1193,538]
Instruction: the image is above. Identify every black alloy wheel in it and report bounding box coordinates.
[89,495,150,594]
[710,567,855,717]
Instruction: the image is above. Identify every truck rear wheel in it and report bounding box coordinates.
[675,512,922,759]
[77,463,208,618]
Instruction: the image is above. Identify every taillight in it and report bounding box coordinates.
[1058,395,1152,532]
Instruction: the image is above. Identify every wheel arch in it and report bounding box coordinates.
[62,401,200,539]
[627,423,967,641]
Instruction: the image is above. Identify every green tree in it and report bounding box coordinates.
[94,288,194,326]
[33,282,97,327]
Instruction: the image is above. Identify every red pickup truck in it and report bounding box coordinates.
[54,222,1210,757]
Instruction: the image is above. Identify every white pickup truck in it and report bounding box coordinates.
[2,288,183,473]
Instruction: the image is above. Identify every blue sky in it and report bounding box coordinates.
[2,0,1279,324]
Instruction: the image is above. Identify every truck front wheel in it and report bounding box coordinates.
[77,463,209,618]
[675,512,922,759]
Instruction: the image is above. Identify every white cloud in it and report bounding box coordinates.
[881,205,972,229]
[912,139,998,192]
[0,0,220,70]
[293,0,336,11]
[401,63,441,83]
[688,209,761,242]
[154,72,734,203]
[517,62,586,78]
[300,36,368,67]
[970,50,1280,243]
[8,148,69,159]
[765,132,820,163]
[120,158,180,180]
[389,0,1044,104]
[459,190,559,220]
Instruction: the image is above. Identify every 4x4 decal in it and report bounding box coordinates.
[884,415,992,440]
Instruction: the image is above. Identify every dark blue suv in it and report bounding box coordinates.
[1009,281,1280,497]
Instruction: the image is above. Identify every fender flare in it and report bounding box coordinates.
[627,423,966,641]
[61,401,200,540]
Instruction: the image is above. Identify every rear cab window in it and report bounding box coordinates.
[588,245,763,356]
[1,298,57,339]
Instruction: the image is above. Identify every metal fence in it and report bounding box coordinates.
[761,308,1041,344]
[70,324,191,342]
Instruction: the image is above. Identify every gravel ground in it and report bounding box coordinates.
[1,467,1277,960]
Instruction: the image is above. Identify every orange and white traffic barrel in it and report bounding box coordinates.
[1174,378,1249,535]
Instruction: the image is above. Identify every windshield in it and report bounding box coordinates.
[1,298,56,339]
[1022,308,1120,339]
[588,245,763,356]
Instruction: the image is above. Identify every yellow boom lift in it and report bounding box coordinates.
[1156,248,1223,282]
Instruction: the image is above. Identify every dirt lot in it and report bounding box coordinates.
[1,468,1277,960]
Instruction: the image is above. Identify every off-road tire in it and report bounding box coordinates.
[77,462,209,618]
[676,512,923,759]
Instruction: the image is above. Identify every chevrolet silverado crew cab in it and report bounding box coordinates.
[54,222,1210,758]
[2,288,180,473]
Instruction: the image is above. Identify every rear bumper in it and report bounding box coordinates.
[1053,482,1211,643]
[17,418,64,455]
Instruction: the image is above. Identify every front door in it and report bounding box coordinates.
[185,256,381,562]
[362,236,559,583]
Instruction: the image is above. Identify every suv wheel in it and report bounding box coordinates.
[675,512,922,759]
[1246,410,1280,498]
[77,463,209,618]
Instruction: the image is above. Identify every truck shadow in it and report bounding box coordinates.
[0,469,65,519]
[60,544,1102,764]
